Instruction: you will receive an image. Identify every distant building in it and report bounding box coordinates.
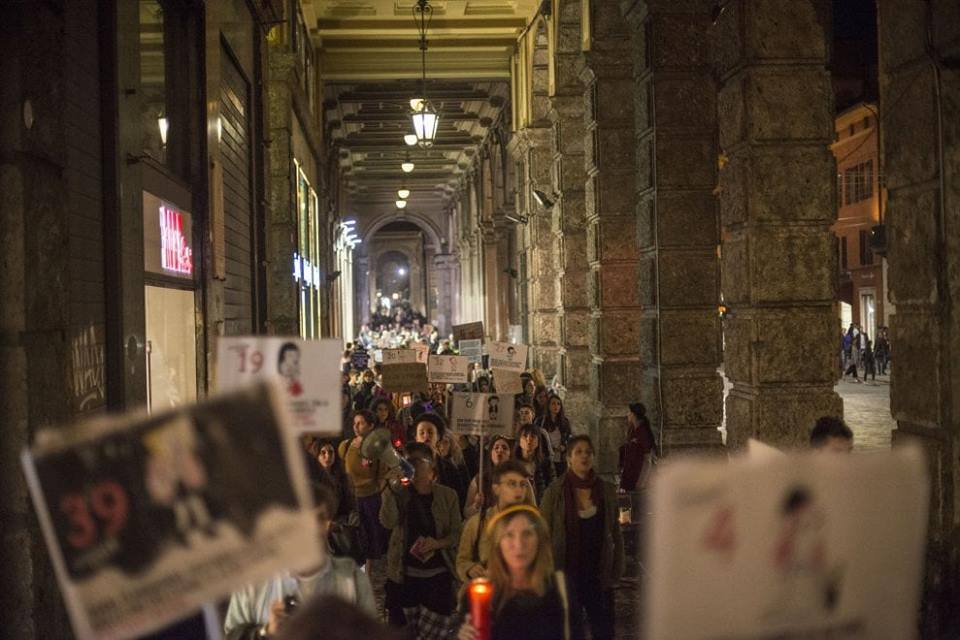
[831,102,892,339]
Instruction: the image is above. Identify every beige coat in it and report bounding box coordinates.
[380,483,462,583]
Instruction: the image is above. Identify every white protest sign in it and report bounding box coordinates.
[645,447,929,640]
[381,348,419,364]
[428,355,470,384]
[21,383,319,640]
[449,392,515,436]
[217,337,340,435]
[488,342,528,371]
[459,338,483,364]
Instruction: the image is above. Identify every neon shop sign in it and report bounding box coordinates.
[159,206,193,276]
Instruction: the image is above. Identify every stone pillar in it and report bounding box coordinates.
[878,3,960,635]
[510,127,559,377]
[549,0,591,424]
[581,4,641,472]
[622,0,724,454]
[714,0,841,449]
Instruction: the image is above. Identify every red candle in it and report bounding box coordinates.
[468,577,493,640]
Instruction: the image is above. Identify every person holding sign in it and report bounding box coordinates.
[224,483,376,639]
[515,424,555,504]
[464,436,514,519]
[415,412,469,510]
[457,460,535,582]
[454,505,579,640]
[541,436,623,640]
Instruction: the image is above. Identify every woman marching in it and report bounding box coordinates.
[455,505,581,640]
[464,435,514,518]
[514,424,555,504]
[541,435,623,640]
[535,395,571,477]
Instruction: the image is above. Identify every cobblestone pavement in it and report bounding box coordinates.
[836,374,895,451]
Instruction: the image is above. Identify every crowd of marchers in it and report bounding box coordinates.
[222,338,660,640]
[222,337,856,640]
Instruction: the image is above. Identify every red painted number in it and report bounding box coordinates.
[229,344,264,373]
[59,481,130,550]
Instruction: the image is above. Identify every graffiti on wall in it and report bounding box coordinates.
[69,324,106,412]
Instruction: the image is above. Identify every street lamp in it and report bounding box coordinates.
[410,0,439,148]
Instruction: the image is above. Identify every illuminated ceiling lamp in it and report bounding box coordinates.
[395,199,408,209]
[397,186,411,199]
[403,133,418,146]
[410,0,439,148]
[401,153,415,173]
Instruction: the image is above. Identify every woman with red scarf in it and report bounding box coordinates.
[540,435,623,640]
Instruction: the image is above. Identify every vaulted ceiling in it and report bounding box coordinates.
[301,0,538,218]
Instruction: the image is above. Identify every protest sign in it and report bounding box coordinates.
[217,337,340,435]
[428,355,470,384]
[381,349,419,364]
[21,383,319,640]
[491,368,524,394]
[459,338,483,364]
[449,392,515,436]
[488,342,528,371]
[350,346,370,371]
[644,447,929,640]
[453,321,484,342]
[381,362,428,393]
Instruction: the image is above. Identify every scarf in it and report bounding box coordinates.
[562,469,604,578]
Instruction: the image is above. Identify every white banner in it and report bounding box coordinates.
[428,355,470,384]
[449,392,515,436]
[217,337,341,435]
[21,384,319,640]
[381,348,419,364]
[491,368,524,394]
[644,447,929,640]
[487,342,528,371]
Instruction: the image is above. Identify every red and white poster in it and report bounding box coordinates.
[216,337,341,435]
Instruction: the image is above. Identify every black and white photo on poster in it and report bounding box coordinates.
[22,383,320,640]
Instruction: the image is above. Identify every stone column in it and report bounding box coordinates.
[549,0,591,423]
[714,0,841,449]
[581,4,641,472]
[878,3,960,634]
[622,0,724,454]
[510,127,559,377]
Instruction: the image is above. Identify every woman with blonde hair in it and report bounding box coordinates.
[455,505,580,640]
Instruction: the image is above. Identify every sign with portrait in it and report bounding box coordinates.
[216,337,341,435]
[644,447,929,640]
[487,342,528,371]
[428,355,470,384]
[381,349,419,364]
[21,384,319,640]
[449,392,515,436]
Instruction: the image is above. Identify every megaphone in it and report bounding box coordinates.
[360,428,414,482]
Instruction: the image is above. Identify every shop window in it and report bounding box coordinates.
[295,161,321,339]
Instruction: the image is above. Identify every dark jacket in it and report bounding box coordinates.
[540,476,624,591]
[379,483,462,583]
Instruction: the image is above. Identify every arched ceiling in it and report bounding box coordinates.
[300,0,540,218]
